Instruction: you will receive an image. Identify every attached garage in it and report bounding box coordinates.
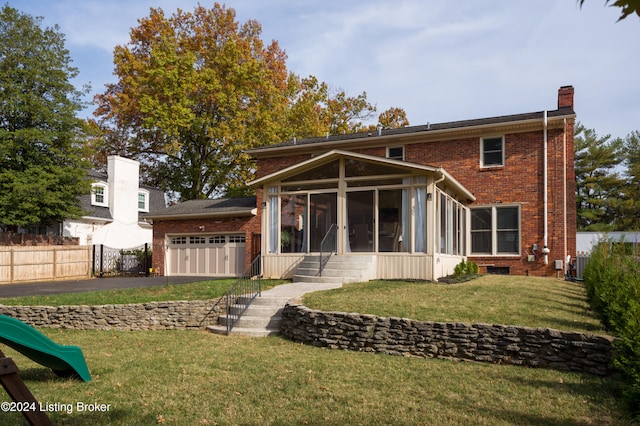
[167,234,246,277]
[144,197,259,278]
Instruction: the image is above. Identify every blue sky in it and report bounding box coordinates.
[9,0,639,139]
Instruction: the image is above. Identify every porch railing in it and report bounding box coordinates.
[200,255,262,334]
[319,223,337,277]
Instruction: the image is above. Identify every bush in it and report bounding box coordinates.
[583,240,640,419]
[454,259,479,277]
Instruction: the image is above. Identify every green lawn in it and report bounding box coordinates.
[0,275,630,424]
[303,275,607,335]
[0,279,288,306]
[0,330,629,425]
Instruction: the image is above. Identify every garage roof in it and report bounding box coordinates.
[143,196,257,220]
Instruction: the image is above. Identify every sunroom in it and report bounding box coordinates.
[250,150,476,281]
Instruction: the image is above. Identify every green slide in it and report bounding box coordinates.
[0,314,91,382]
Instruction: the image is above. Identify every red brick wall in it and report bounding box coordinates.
[151,215,261,276]
[254,121,575,277]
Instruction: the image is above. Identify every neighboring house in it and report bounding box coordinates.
[149,86,576,280]
[63,155,165,248]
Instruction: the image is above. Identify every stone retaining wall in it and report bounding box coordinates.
[280,303,615,376]
[0,299,225,331]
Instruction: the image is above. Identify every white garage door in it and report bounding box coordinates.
[167,234,246,277]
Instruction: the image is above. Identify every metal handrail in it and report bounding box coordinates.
[199,254,261,334]
[319,223,337,277]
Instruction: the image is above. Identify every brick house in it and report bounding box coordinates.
[148,86,576,280]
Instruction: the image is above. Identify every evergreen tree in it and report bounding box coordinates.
[0,5,89,230]
[574,123,625,231]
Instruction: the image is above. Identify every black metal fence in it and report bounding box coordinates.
[92,244,151,278]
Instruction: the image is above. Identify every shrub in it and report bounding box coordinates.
[454,259,479,277]
[583,240,640,418]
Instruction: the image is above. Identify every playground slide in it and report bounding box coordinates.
[0,314,91,382]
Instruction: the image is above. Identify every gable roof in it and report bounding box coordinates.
[247,107,575,157]
[249,150,475,202]
[143,196,257,220]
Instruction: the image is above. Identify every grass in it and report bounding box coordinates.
[0,275,629,424]
[0,330,630,425]
[303,275,608,335]
[0,279,288,306]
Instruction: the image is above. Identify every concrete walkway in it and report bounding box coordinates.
[208,280,345,337]
[260,280,344,300]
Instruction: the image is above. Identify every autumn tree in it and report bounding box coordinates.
[377,107,410,129]
[0,5,89,231]
[95,4,290,200]
[574,123,626,230]
[94,3,400,199]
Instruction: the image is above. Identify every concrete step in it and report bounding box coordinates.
[292,274,354,284]
[235,295,290,306]
[207,324,279,337]
[228,304,283,317]
[218,314,282,329]
[295,266,369,278]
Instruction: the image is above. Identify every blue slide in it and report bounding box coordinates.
[0,314,91,382]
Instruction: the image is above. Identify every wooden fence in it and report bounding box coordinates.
[0,246,92,284]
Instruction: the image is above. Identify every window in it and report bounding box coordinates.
[138,190,149,212]
[91,183,108,207]
[190,236,206,244]
[171,236,187,245]
[229,235,246,243]
[438,191,467,255]
[210,236,226,244]
[387,146,404,161]
[481,136,504,168]
[470,206,520,255]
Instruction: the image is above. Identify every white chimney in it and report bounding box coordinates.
[107,156,140,225]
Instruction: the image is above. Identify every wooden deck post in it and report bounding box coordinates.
[0,350,52,426]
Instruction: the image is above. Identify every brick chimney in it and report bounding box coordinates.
[558,85,574,109]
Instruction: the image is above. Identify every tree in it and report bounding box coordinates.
[327,89,377,135]
[377,107,410,129]
[95,4,290,200]
[578,0,640,21]
[0,5,90,231]
[574,123,626,231]
[619,130,640,230]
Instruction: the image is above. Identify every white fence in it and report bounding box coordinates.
[0,246,92,284]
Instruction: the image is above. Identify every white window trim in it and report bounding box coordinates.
[138,189,150,212]
[386,146,404,161]
[480,136,505,168]
[91,183,108,207]
[470,204,521,256]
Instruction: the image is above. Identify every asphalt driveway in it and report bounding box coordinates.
[0,276,214,298]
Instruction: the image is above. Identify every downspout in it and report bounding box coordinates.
[542,111,550,264]
[563,118,568,272]
[432,170,446,281]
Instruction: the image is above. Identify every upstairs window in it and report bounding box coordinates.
[91,183,108,207]
[386,146,404,161]
[138,190,149,212]
[480,136,504,168]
